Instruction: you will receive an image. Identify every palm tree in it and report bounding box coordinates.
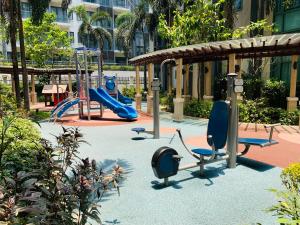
[17,0,30,110]
[1,0,22,108]
[115,0,156,90]
[115,12,135,65]
[69,5,112,75]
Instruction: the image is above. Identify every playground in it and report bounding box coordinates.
[39,105,300,225]
[2,34,300,224]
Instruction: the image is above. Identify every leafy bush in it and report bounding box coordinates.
[262,80,287,108]
[122,86,136,99]
[268,163,300,224]
[213,73,227,100]
[281,163,300,192]
[0,127,123,224]
[160,91,175,113]
[242,72,263,100]
[29,110,50,122]
[0,116,41,173]
[184,99,213,118]
[0,83,17,116]
[239,99,299,125]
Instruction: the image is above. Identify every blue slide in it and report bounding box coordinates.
[89,87,138,120]
[55,98,80,118]
[117,90,133,105]
[51,97,71,116]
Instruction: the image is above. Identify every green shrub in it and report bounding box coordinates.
[0,127,123,224]
[0,116,41,172]
[281,163,300,192]
[268,163,300,224]
[279,110,300,125]
[242,72,263,100]
[262,80,287,108]
[184,99,213,118]
[239,99,299,125]
[0,83,17,115]
[122,86,136,99]
[29,110,50,122]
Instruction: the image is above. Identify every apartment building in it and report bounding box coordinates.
[234,0,300,87]
[16,0,148,64]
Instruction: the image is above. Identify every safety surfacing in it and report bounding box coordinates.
[39,117,294,225]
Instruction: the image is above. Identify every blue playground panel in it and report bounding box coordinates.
[89,87,137,120]
[56,98,80,118]
[104,75,133,105]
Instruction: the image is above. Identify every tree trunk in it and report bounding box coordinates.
[17,0,30,111]
[9,0,21,108]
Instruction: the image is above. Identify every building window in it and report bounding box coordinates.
[234,0,243,11]
[68,12,73,20]
[69,32,75,44]
[21,2,32,18]
[51,6,68,23]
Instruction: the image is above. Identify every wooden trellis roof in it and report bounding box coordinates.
[0,67,94,75]
[129,33,300,65]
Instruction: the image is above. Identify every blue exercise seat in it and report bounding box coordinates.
[238,138,278,147]
[190,101,229,158]
[238,123,280,155]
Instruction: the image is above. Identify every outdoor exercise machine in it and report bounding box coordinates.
[132,59,176,139]
[151,72,280,186]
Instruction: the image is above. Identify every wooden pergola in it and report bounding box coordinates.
[129,33,300,121]
[0,66,93,105]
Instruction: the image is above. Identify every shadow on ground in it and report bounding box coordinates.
[150,163,227,190]
[237,157,275,172]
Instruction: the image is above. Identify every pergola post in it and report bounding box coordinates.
[173,58,184,122]
[227,53,238,169]
[236,58,243,101]
[203,61,213,101]
[192,63,199,99]
[147,63,154,115]
[183,64,190,102]
[68,73,73,97]
[168,64,173,95]
[135,65,142,111]
[287,55,299,111]
[51,74,55,102]
[30,74,37,104]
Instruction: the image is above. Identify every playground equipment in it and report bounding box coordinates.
[51,47,137,121]
[103,75,133,105]
[151,72,280,186]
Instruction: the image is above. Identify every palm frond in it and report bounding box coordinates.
[92,27,112,50]
[90,10,110,24]
[68,5,88,22]
[115,12,135,27]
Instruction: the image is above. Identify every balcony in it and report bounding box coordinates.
[50,0,63,7]
[82,0,99,11]
[113,0,130,13]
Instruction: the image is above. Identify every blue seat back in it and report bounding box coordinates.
[207,101,229,150]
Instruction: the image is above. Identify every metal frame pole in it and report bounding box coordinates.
[84,48,91,120]
[97,48,103,117]
[227,73,238,168]
[152,58,176,139]
[152,78,160,139]
[74,51,81,117]
[97,48,102,87]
